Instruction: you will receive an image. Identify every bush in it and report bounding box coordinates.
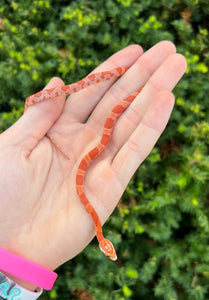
[0,0,209,299]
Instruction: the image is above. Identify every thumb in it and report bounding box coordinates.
[1,77,66,154]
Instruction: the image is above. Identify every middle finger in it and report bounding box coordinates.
[87,41,176,131]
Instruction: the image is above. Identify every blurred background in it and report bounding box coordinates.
[0,0,209,299]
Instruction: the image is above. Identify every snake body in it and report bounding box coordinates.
[25,67,142,261]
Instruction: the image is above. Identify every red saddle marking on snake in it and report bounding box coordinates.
[25,67,142,261]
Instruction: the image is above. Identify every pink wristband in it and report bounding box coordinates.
[0,248,57,290]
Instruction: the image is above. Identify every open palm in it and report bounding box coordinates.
[0,41,186,274]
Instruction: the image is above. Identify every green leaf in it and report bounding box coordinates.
[126,268,138,279]
[123,285,132,297]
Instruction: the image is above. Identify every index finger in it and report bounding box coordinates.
[63,44,143,121]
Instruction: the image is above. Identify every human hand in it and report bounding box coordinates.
[0,41,186,284]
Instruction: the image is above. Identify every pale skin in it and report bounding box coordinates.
[0,41,187,291]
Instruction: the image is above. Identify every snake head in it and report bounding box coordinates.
[99,238,117,261]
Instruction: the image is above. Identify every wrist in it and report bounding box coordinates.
[0,248,57,290]
[0,270,40,292]
[0,271,43,300]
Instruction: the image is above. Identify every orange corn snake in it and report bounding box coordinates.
[25,67,142,261]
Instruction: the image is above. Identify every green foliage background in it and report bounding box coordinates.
[0,0,209,299]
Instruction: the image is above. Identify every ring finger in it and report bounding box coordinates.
[99,52,187,160]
